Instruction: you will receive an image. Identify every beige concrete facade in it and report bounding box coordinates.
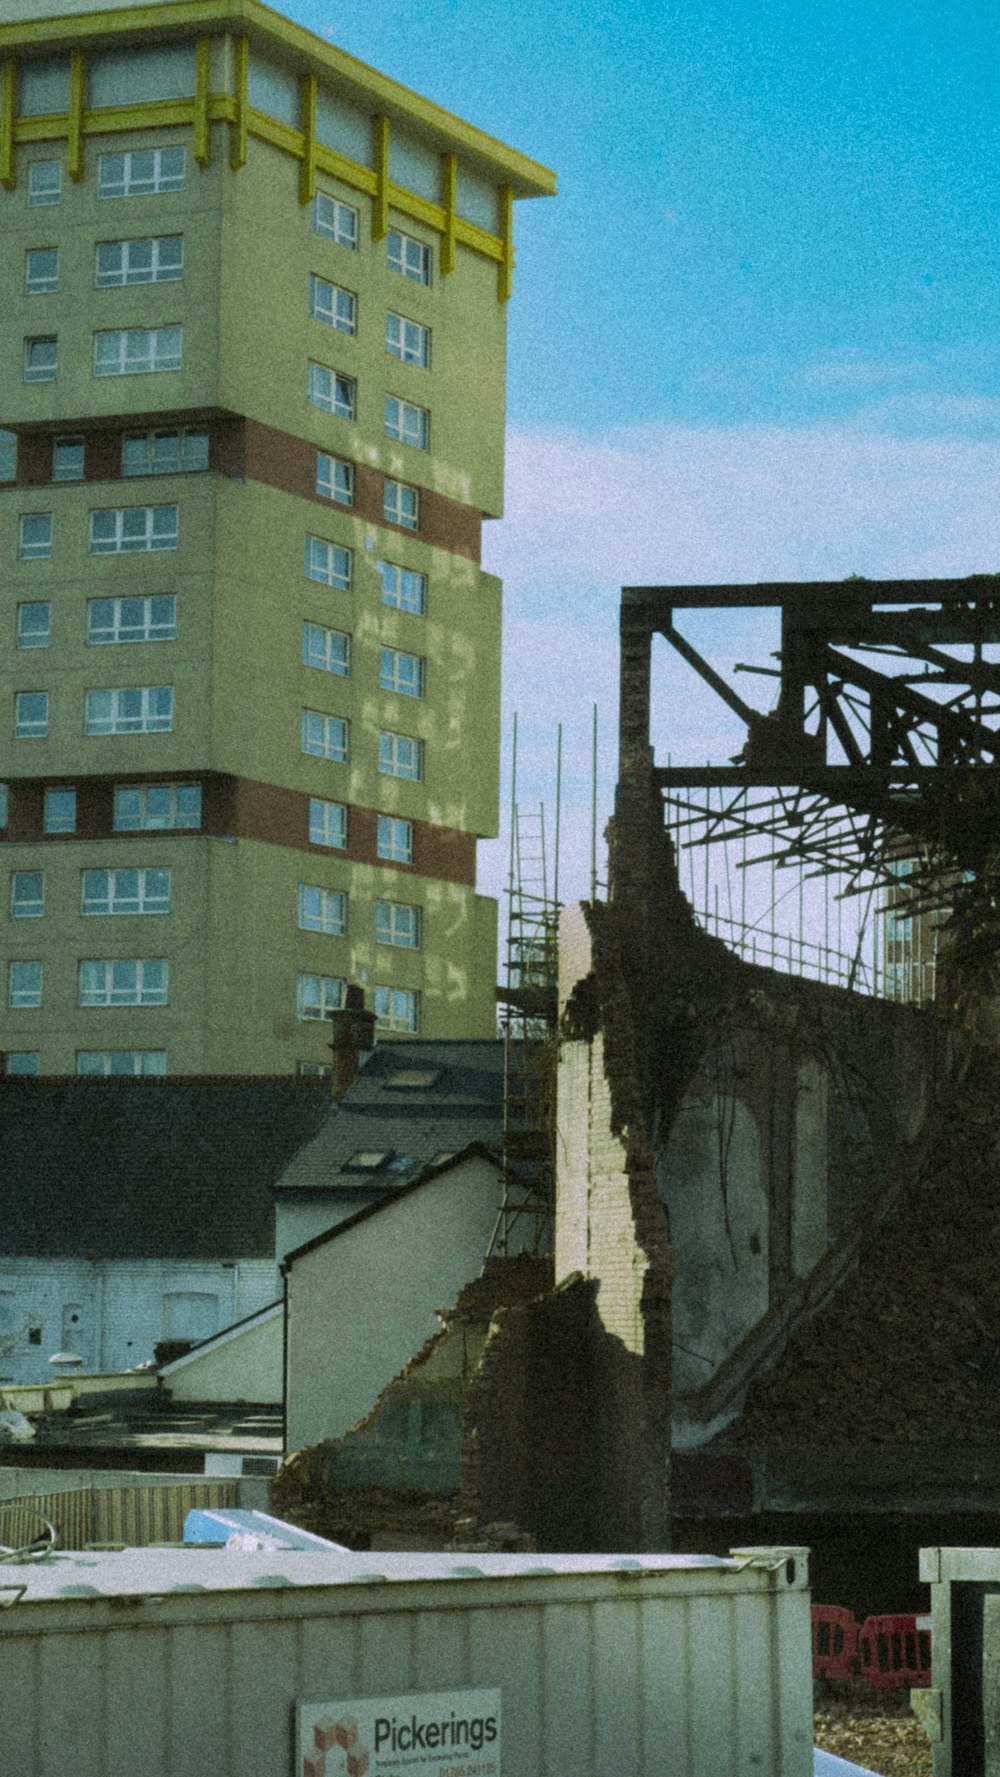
[0,0,553,1074]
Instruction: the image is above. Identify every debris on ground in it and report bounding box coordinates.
[814,1681,932,1777]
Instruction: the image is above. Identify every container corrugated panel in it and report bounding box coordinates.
[918,1544,1000,1777]
[0,1481,238,1552]
[0,1545,814,1777]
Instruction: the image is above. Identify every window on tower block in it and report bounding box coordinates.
[84,686,173,735]
[374,986,420,1032]
[79,958,168,1006]
[9,961,42,1008]
[378,731,423,781]
[98,147,185,198]
[316,453,354,506]
[305,536,352,589]
[88,595,176,644]
[81,867,171,916]
[25,247,59,294]
[18,513,52,559]
[307,362,356,420]
[44,788,76,833]
[302,622,349,676]
[312,192,358,248]
[15,692,48,739]
[94,326,182,376]
[113,783,200,830]
[376,814,412,863]
[28,161,61,206]
[387,228,431,285]
[17,603,50,648]
[77,1050,166,1076]
[89,506,178,554]
[11,871,45,918]
[386,313,429,367]
[308,798,347,848]
[379,647,424,698]
[296,973,345,1019]
[309,275,356,334]
[121,429,207,476]
[383,481,419,531]
[24,337,57,382]
[379,561,426,614]
[52,437,84,481]
[298,884,347,935]
[384,397,429,450]
[376,900,421,949]
[301,709,348,762]
[95,235,183,287]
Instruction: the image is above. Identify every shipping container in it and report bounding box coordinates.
[918,1544,1000,1776]
[0,1543,812,1777]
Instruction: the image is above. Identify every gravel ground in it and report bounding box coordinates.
[814,1683,932,1776]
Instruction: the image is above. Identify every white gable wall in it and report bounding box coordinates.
[285,1155,504,1452]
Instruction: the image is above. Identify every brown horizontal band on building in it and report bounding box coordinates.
[2,772,478,885]
[4,413,484,563]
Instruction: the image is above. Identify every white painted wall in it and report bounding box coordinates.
[286,1156,504,1451]
[162,1305,282,1404]
[0,1259,278,1386]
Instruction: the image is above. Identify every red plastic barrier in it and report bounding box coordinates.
[857,1614,932,1690]
[812,1605,859,1680]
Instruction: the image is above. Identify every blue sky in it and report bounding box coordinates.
[289,0,1000,911]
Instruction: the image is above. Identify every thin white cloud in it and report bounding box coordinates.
[479,417,1000,907]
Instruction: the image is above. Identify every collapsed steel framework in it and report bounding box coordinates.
[619,576,1000,933]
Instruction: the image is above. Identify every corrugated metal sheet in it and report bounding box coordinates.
[0,1480,238,1553]
[0,1545,814,1777]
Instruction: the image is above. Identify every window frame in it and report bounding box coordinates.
[379,561,426,615]
[308,274,357,335]
[296,972,346,1020]
[298,884,347,935]
[376,814,413,863]
[378,730,424,781]
[81,866,171,917]
[88,595,176,645]
[387,227,431,286]
[386,312,430,368]
[24,336,57,383]
[97,146,185,199]
[93,325,182,377]
[9,960,43,1009]
[316,452,354,506]
[307,361,356,421]
[95,234,184,288]
[18,513,53,560]
[25,247,59,295]
[17,602,51,649]
[384,396,429,450]
[305,535,352,590]
[308,797,347,849]
[301,708,349,763]
[11,870,45,918]
[374,985,420,1032]
[27,160,61,207]
[113,783,200,831]
[43,788,77,834]
[79,958,169,1007]
[121,428,208,477]
[379,646,425,699]
[89,505,178,555]
[15,690,49,740]
[375,899,421,949]
[52,437,84,482]
[311,191,358,248]
[383,480,419,532]
[84,686,174,736]
[302,621,350,677]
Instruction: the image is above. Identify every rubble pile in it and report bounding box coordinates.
[727,1057,1000,1447]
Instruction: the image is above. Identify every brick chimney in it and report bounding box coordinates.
[327,984,377,1099]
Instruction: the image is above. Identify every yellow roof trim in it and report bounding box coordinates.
[0,0,557,199]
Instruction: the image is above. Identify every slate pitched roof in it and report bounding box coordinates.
[0,1078,331,1259]
[274,1039,529,1196]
